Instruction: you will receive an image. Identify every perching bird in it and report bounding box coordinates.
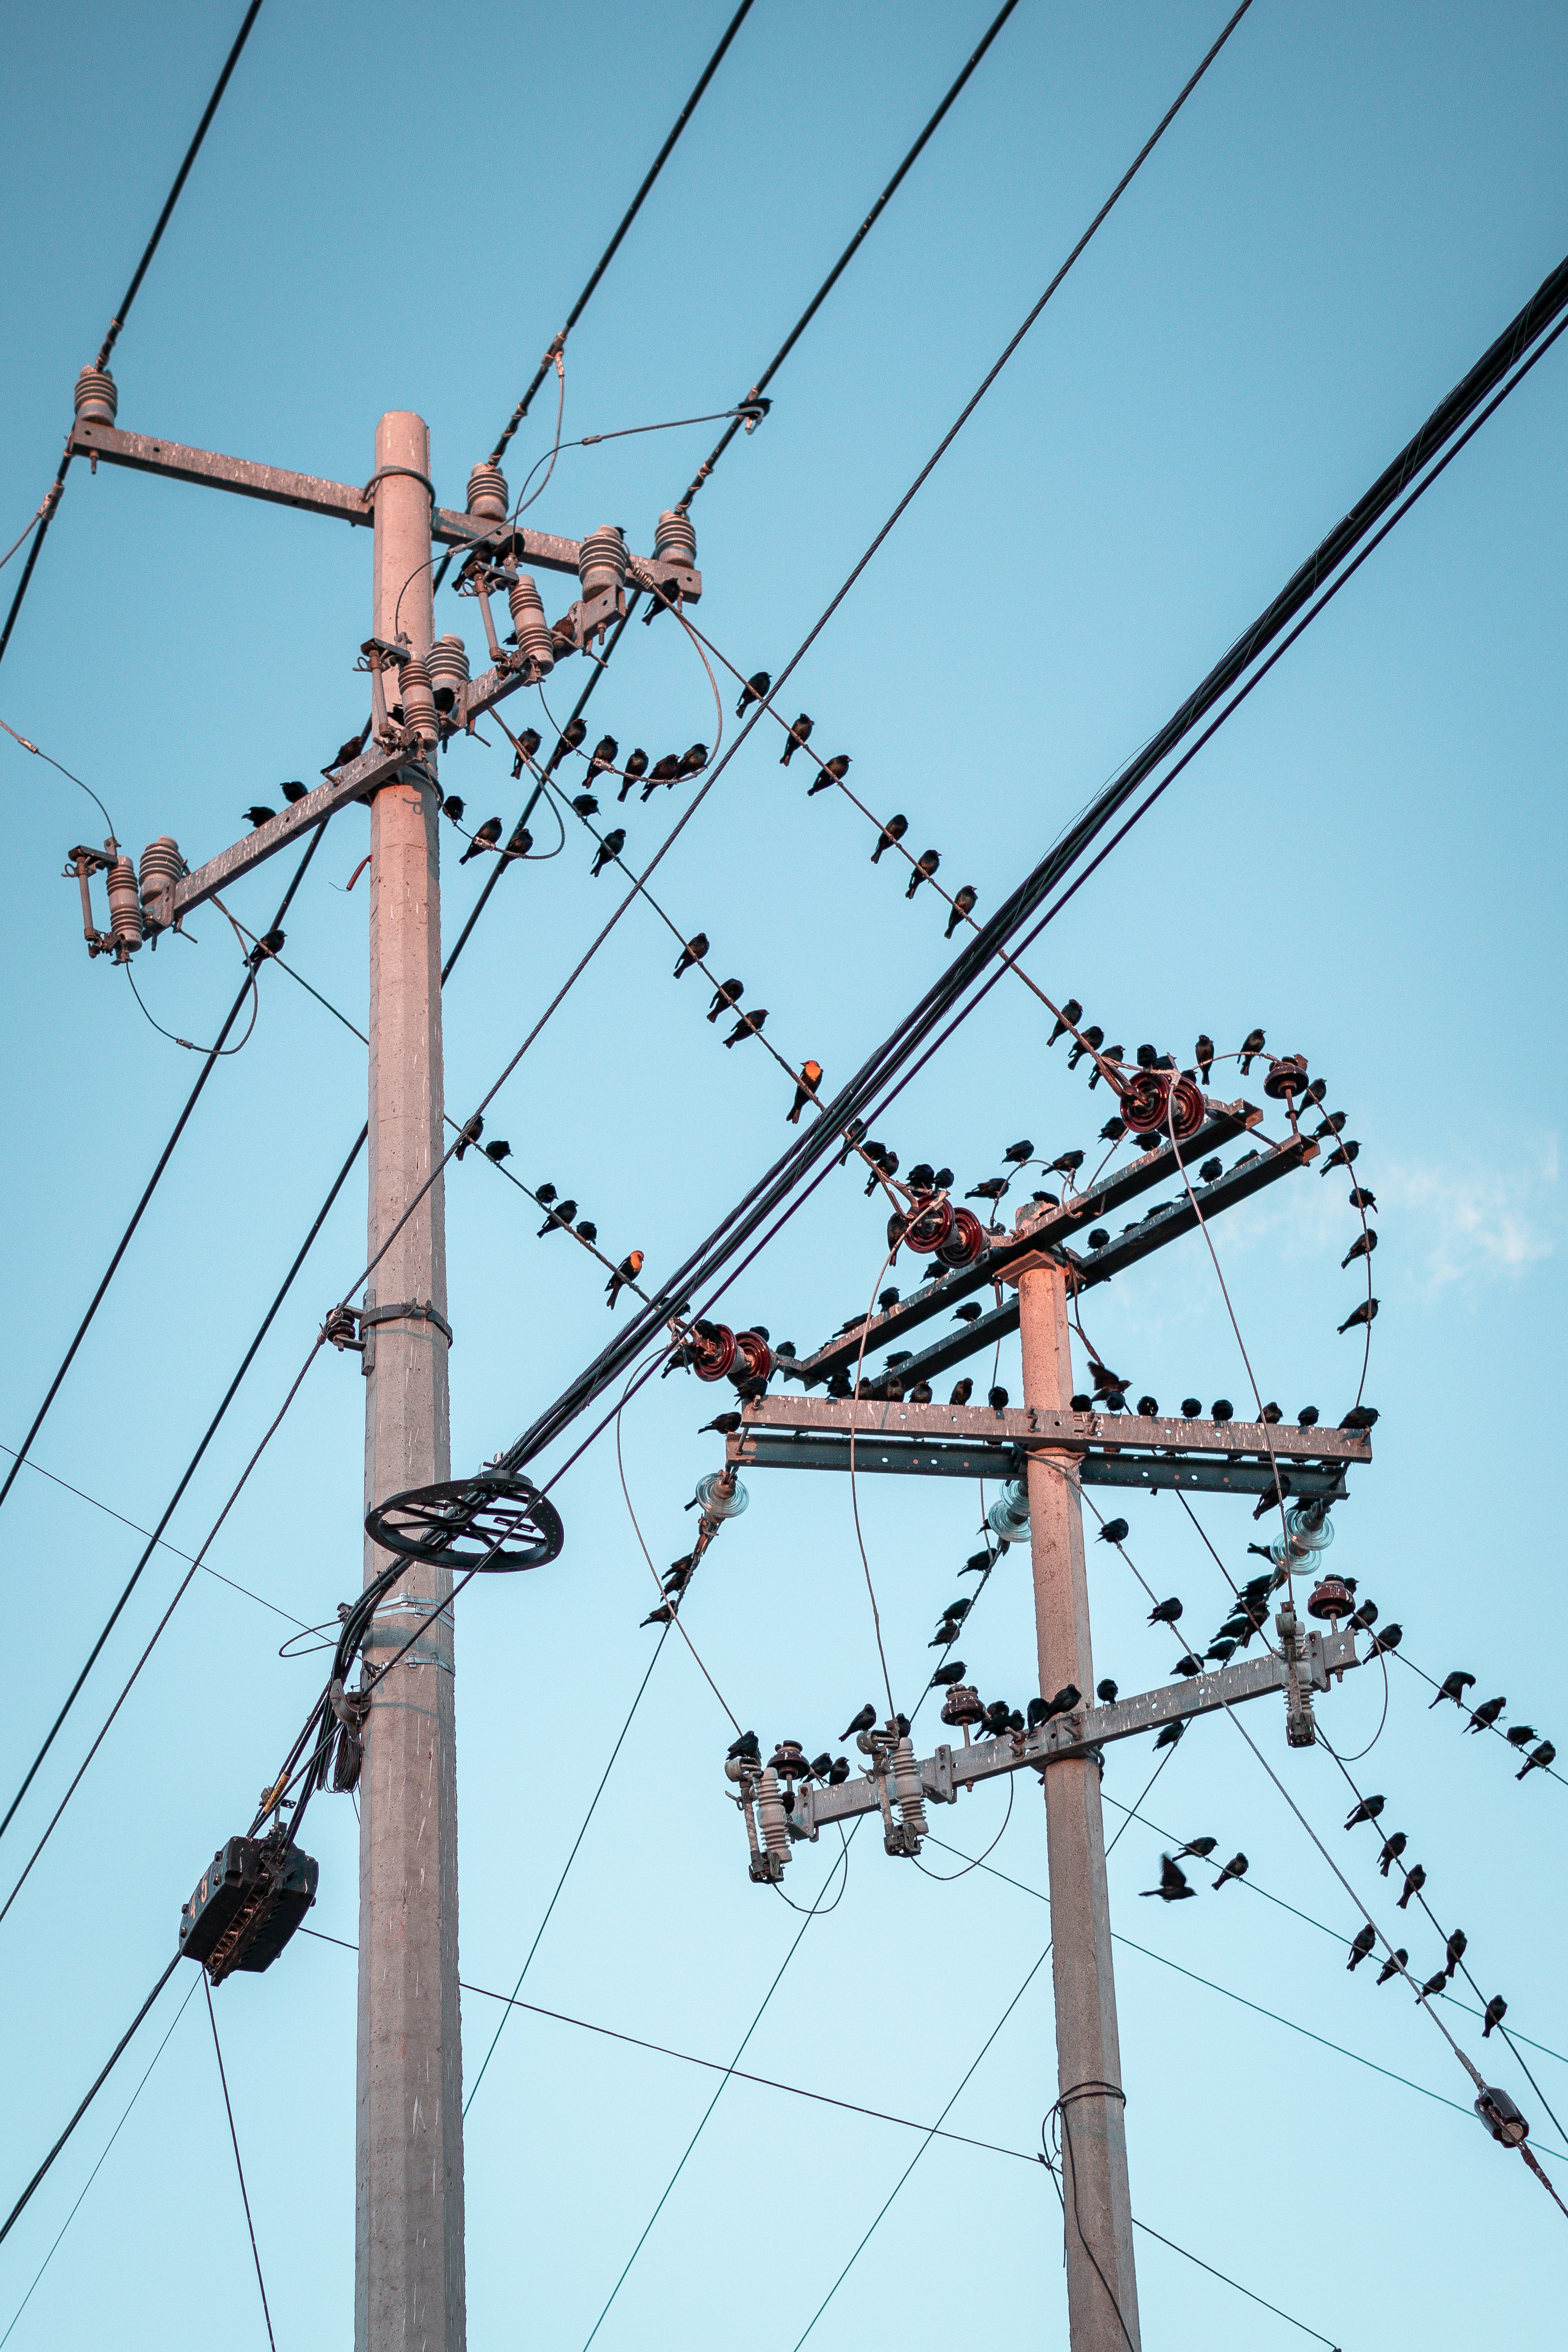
[826,1757,850,1784]
[1431,1671,1476,1709]
[484,1139,511,1165]
[1172,1655,1203,1679]
[278,778,308,806]
[1375,1948,1407,1986]
[461,816,502,863]
[1096,1679,1118,1704]
[697,1410,742,1436]
[945,887,978,938]
[1096,1518,1130,1546]
[842,1703,877,1740]
[808,754,850,796]
[589,828,626,877]
[727,1729,760,1763]
[1037,1684,1082,1724]
[641,1599,676,1626]
[1347,1924,1376,1971]
[1466,1697,1506,1734]
[442,795,466,822]
[324,718,371,773]
[1313,1112,1348,1139]
[1483,1995,1508,2037]
[787,1063,823,1123]
[663,1557,695,1595]
[1417,1970,1448,2003]
[1321,1141,1361,1175]
[987,1385,1009,1412]
[1066,1025,1105,1072]
[644,754,681,797]
[1337,1299,1378,1335]
[933,1597,971,1636]
[1238,1028,1265,1074]
[604,1252,643,1308]
[736,671,771,718]
[1445,1930,1467,1977]
[1098,1116,1127,1145]
[536,1199,577,1237]
[1142,1855,1195,1902]
[556,717,587,759]
[1348,1186,1378,1212]
[571,794,600,818]
[905,849,940,899]
[1518,1740,1556,1778]
[951,1303,983,1328]
[1194,1035,1215,1084]
[679,743,708,777]
[707,978,744,1023]
[808,1752,833,1781]
[779,714,814,766]
[1205,1639,1237,1665]
[1175,1837,1218,1863]
[453,1113,483,1161]
[1148,1597,1184,1626]
[1046,1002,1085,1052]
[1297,1405,1320,1428]
[1154,1720,1188,1751]
[1344,1795,1385,1829]
[871,814,908,863]
[1212,1852,1249,1890]
[584,734,618,788]
[949,1379,974,1405]
[1368,1623,1402,1655]
[1340,1405,1380,1431]
[243,927,286,971]
[1087,1047,1122,1092]
[1377,1832,1408,1876]
[243,805,275,829]
[673,933,709,979]
[910,1381,932,1403]
[535,1183,557,1205]
[1340,1231,1378,1270]
[575,1220,598,1245]
[930,1658,968,1687]
[1506,1725,1539,1748]
[1395,1863,1425,1909]
[966,1177,1007,1202]
[617,749,649,801]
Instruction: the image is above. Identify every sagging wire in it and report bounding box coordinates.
[912,1774,1014,1881]
[1043,2083,1138,2352]
[203,1976,277,2352]
[1,717,118,838]
[123,890,264,1056]
[616,1347,742,1732]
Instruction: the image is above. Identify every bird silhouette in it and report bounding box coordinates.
[1172,1655,1203,1678]
[826,1757,850,1784]
[727,1729,760,1763]
[949,1378,974,1405]
[1506,1725,1539,1748]
[1048,1000,1084,1047]
[556,717,587,759]
[1097,1116,1127,1145]
[1087,1047,1122,1092]
[697,1410,742,1436]
[1466,1697,1506,1734]
[1212,1852,1248,1890]
[841,1703,876,1740]
[905,849,940,899]
[1483,1995,1508,2037]
[617,749,649,801]
[441,795,466,823]
[1238,1028,1265,1074]
[930,1658,967,1687]
[1430,1671,1475,1709]
[808,754,850,796]
[1375,1949,1407,1985]
[778,714,814,765]
[503,822,533,861]
[1148,1597,1183,1626]
[736,671,770,717]
[1337,1299,1377,1335]
[1395,1863,1425,1908]
[1344,1795,1385,1828]
[536,1199,577,1236]
[1347,1924,1376,1970]
[673,933,709,979]
[453,1113,483,1161]
[1377,1832,1407,1875]
[966,1176,1007,1202]
[1153,1719,1188,1751]
[1417,1970,1448,2003]
[1313,1112,1348,1139]
[604,1250,643,1308]
[871,814,908,863]
[1321,1142,1361,1175]
[1444,1929,1467,1977]
[643,755,681,798]
[243,805,275,829]
[1096,1679,1118,1703]
[575,1220,597,1245]
[1142,1855,1194,1902]
[571,794,600,819]
[584,734,618,788]
[1066,1026,1104,1072]
[1340,1405,1380,1431]
[1368,1623,1402,1655]
[1175,1835,1217,1860]
[1194,1035,1215,1083]
[1096,1518,1129,1546]
[484,1139,511,1164]
[1348,1186,1377,1212]
[787,1062,823,1123]
[663,1557,695,1595]
[706,978,743,1023]
[1341,1232,1377,1269]
[679,743,708,777]
[279,778,308,805]
[324,719,372,774]
[910,1380,932,1403]
[589,828,626,877]
[1518,1740,1556,1778]
[460,817,502,863]
[945,886,978,937]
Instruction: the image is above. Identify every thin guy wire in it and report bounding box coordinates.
[203,1976,277,2352]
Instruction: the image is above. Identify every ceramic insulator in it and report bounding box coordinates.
[74,367,117,425]
[507,575,554,677]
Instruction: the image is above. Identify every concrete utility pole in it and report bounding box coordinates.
[1017,1257,1140,2352]
[358,412,465,2352]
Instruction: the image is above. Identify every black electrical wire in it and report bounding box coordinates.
[0,821,327,1530]
[0,0,266,674]
[678,0,1025,508]
[203,1976,277,2352]
[491,233,1568,1484]
[0,1112,361,1854]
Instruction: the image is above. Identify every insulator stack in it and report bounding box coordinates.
[1263,1054,1309,1102]
[398,652,439,749]
[694,1469,749,1523]
[987,1476,1031,1545]
[654,509,696,567]
[689,1322,738,1381]
[1122,1069,1205,1140]
[757,1766,791,1866]
[578,524,628,601]
[940,1683,984,1728]
[138,836,184,934]
[936,1206,986,1270]
[1306,1574,1354,1623]
[506,574,554,678]
[74,366,117,425]
[889,1191,955,1255]
[105,855,143,954]
[891,1736,928,1846]
[466,462,508,521]
[730,1328,774,1388]
[427,634,470,714]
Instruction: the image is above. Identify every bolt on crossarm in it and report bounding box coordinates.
[1015,1251,1140,2352]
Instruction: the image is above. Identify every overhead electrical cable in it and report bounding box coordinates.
[488,233,1568,1483]
[0,822,327,1529]
[0,0,266,673]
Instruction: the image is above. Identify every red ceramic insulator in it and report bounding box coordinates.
[936,1206,986,1270]
[892,1192,956,1255]
[1169,1075,1206,1139]
[691,1323,737,1382]
[1121,1072,1169,1134]
[730,1328,774,1386]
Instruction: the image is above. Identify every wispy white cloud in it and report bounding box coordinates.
[1381,1139,1557,1292]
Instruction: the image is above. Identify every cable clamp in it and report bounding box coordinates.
[359,1297,453,1374]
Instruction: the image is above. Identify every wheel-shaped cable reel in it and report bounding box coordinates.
[364,1472,564,1571]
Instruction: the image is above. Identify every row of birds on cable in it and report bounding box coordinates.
[1429,1670,1555,1779]
[1339,1785,1508,2023]
[460,1161,645,1308]
[1141,1843,1251,1898]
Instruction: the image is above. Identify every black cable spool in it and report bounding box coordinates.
[364,1472,564,1571]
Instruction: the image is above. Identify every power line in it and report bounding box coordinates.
[0,821,327,1530]
[679,0,1025,508]
[203,1978,277,2352]
[0,0,266,673]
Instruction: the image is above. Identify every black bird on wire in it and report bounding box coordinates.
[1377,1831,1407,1875]
[1375,1948,1407,1986]
[556,717,587,760]
[871,814,908,863]
[1141,1856,1194,1902]
[905,849,940,899]
[1396,1864,1425,1909]
[1467,1696,1506,1734]
[461,817,502,863]
[1148,1597,1183,1626]
[589,828,626,877]
[584,734,618,789]
[1506,1725,1539,1748]
[679,743,709,778]
[809,754,850,796]
[1347,1924,1376,1970]
[1212,1852,1248,1890]
[536,1199,577,1237]
[945,886,978,937]
[1194,1034,1215,1084]
[453,1113,483,1161]
[707,978,744,1024]
[644,754,681,797]
[483,1139,511,1164]
[1047,1000,1083,1047]
[1087,1047,1121,1092]
[1431,1671,1476,1709]
[1066,1025,1105,1072]
[779,714,814,766]
[617,749,649,801]
[1483,1995,1508,2037]
[1322,1141,1361,1176]
[1344,1795,1385,1828]
[736,671,771,717]
[930,1658,967,1688]
[1174,1835,1216,1860]
[1337,1299,1377,1335]
[1348,1186,1378,1212]
[1239,1028,1265,1074]
[571,793,600,819]
[842,1703,876,1741]
[673,933,709,979]
[1518,1740,1556,1778]
[442,795,466,822]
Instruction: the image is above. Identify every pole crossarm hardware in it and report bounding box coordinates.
[789,1100,1310,1395]
[725,1397,1370,1501]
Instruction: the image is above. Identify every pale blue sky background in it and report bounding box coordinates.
[1,3,1565,2346]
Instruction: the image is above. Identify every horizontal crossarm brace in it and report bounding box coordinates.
[726,1431,1350,1500]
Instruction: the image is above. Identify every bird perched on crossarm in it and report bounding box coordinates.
[697,1410,741,1436]
[324,718,372,774]
[243,805,275,829]
[605,1250,644,1308]
[841,1703,876,1740]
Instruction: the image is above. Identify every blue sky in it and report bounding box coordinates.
[1,2,1565,2346]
